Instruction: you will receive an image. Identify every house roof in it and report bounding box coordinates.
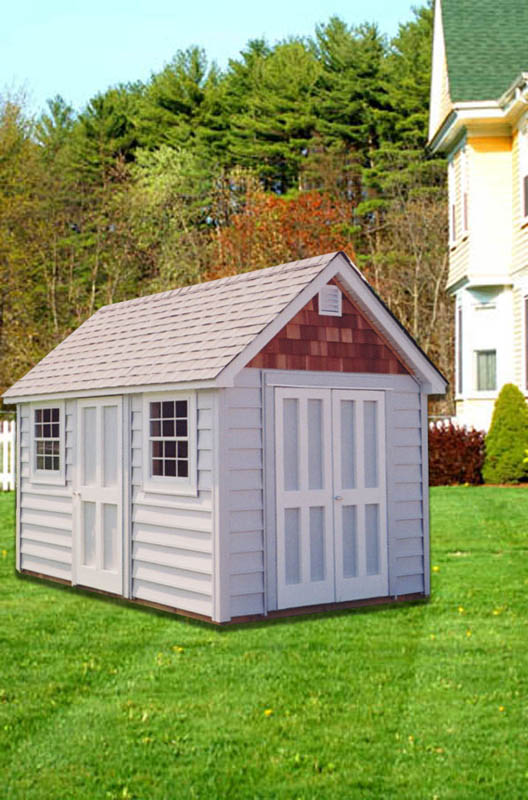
[442,0,528,102]
[3,251,447,401]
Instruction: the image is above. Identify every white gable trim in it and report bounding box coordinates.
[216,253,447,395]
[429,0,449,143]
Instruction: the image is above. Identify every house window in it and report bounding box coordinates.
[34,407,61,471]
[476,350,496,391]
[149,400,189,477]
[143,393,197,495]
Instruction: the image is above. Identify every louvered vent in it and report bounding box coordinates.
[318,285,342,317]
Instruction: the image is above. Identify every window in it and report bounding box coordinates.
[476,350,496,391]
[143,393,196,495]
[30,402,65,485]
[34,407,60,471]
[150,400,189,478]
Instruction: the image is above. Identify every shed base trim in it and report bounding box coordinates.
[18,569,426,624]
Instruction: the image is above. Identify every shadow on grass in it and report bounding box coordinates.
[16,568,429,634]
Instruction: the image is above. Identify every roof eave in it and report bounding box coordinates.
[429,103,508,152]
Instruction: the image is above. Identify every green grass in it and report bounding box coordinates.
[1,488,527,799]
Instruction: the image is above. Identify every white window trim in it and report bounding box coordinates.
[519,116,528,226]
[455,302,463,399]
[29,400,66,486]
[142,391,197,496]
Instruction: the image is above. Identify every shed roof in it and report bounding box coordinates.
[3,254,336,399]
[442,0,528,102]
[4,251,447,401]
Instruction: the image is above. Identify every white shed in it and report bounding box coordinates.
[3,252,447,623]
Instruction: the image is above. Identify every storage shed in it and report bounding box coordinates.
[3,252,447,623]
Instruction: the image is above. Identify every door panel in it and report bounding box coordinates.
[332,390,388,602]
[75,398,123,594]
[275,387,388,610]
[275,388,335,609]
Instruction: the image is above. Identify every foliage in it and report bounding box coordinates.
[207,184,356,279]
[0,3,453,410]
[1,488,528,797]
[429,422,485,485]
[482,383,528,484]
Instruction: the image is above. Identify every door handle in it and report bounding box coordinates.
[334,495,343,501]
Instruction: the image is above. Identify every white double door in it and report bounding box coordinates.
[74,397,123,594]
[275,387,388,609]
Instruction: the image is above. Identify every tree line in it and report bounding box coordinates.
[0,3,452,407]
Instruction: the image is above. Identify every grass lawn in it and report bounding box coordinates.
[0,488,527,799]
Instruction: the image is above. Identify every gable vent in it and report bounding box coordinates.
[318,285,342,317]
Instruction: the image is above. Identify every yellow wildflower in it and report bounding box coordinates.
[499,706,505,712]
[264,708,273,717]
[458,606,465,614]
[466,629,472,637]
[432,565,440,573]
[1,549,6,559]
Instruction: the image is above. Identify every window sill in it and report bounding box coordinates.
[143,478,198,497]
[30,471,66,486]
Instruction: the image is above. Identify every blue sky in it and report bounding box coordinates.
[3,0,419,115]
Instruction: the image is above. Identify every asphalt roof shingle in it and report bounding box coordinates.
[4,253,338,399]
[442,0,528,102]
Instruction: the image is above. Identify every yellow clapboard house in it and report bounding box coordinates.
[429,0,528,429]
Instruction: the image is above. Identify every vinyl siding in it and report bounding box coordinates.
[386,388,426,596]
[19,401,74,581]
[223,369,265,618]
[130,391,214,618]
[447,148,470,289]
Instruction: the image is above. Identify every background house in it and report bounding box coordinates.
[429,0,528,430]
[3,252,446,624]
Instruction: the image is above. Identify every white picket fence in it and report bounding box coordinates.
[0,420,15,491]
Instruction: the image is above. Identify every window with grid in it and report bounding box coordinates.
[34,408,60,471]
[149,400,189,478]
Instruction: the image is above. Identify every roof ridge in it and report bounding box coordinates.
[96,252,341,314]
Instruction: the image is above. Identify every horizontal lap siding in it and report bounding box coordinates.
[130,391,214,618]
[387,391,425,596]
[224,370,265,618]
[19,402,74,581]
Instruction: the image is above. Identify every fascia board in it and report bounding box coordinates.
[214,253,345,387]
[2,379,218,405]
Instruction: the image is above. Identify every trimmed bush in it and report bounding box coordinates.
[429,422,485,486]
[482,383,528,484]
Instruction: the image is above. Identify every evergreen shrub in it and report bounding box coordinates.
[482,383,528,484]
[428,422,485,486]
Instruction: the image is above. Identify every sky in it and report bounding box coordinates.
[2,0,419,116]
